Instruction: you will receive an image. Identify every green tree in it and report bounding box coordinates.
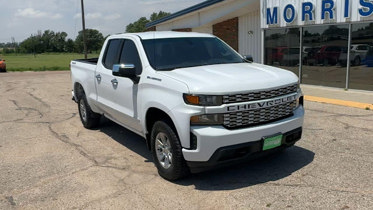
[19,30,70,53]
[150,11,171,21]
[126,17,149,33]
[65,39,75,53]
[125,11,170,33]
[75,29,105,53]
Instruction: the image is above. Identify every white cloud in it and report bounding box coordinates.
[74,13,120,21]
[15,8,62,19]
[74,13,81,19]
[86,13,103,20]
[0,0,204,42]
[104,14,121,21]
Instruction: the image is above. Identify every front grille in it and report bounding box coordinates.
[222,84,298,104]
[223,101,296,129]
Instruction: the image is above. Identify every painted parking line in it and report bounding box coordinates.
[305,95,373,110]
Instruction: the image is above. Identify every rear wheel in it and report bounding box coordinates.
[151,121,189,180]
[353,56,361,66]
[78,94,100,129]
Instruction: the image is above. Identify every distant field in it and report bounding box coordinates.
[1,53,100,71]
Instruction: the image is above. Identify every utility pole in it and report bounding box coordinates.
[11,37,17,55]
[81,0,88,59]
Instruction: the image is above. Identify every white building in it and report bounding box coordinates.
[147,0,373,91]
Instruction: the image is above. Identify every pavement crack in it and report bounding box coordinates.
[10,99,43,118]
[26,89,50,108]
[5,196,16,206]
[265,183,373,195]
[48,124,99,165]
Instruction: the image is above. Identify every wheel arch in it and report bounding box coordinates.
[145,107,178,150]
[74,82,85,101]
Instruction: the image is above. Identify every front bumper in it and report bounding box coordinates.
[182,106,304,164]
[187,127,302,173]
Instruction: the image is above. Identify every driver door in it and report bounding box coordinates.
[95,38,143,133]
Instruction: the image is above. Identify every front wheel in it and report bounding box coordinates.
[151,121,189,180]
[78,94,101,129]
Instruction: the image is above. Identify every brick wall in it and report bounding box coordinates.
[172,28,192,32]
[146,26,156,31]
[213,17,239,51]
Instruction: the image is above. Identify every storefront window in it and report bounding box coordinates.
[264,28,300,76]
[349,23,373,91]
[301,25,349,88]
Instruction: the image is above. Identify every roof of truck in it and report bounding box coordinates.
[109,31,215,40]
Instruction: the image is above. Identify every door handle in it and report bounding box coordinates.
[111,79,118,86]
[96,74,102,82]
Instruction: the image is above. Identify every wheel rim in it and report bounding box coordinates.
[79,99,87,122]
[155,132,173,169]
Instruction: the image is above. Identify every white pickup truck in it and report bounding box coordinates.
[71,31,304,180]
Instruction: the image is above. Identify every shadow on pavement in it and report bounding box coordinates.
[98,118,314,191]
[176,146,314,190]
[98,118,152,162]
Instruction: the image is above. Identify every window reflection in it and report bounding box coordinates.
[264,28,300,76]
[264,23,373,91]
[302,25,348,88]
[349,23,373,91]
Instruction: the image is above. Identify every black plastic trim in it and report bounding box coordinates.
[186,127,303,173]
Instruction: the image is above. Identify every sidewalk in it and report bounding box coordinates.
[301,84,373,110]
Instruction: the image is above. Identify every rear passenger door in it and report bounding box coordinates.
[95,38,143,133]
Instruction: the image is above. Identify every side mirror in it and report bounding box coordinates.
[112,64,139,84]
[243,55,253,62]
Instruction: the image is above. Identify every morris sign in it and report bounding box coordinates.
[261,0,373,28]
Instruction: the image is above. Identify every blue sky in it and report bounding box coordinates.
[0,0,204,43]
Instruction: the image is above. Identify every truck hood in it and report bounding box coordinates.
[157,63,299,94]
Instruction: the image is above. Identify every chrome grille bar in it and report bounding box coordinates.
[223,101,296,129]
[222,84,298,104]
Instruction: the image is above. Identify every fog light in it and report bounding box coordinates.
[190,133,197,150]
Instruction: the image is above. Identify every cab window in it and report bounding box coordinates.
[102,39,123,70]
[120,40,143,75]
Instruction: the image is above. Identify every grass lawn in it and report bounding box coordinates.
[1,53,100,71]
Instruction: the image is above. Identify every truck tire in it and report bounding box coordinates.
[78,94,101,129]
[151,121,189,180]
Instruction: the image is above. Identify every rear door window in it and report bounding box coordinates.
[102,39,124,70]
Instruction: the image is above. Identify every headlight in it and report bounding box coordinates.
[295,95,304,110]
[190,114,223,125]
[183,94,223,106]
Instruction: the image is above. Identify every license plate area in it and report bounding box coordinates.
[262,134,283,151]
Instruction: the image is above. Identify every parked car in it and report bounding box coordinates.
[315,45,342,66]
[280,48,300,66]
[71,32,304,180]
[267,47,288,65]
[303,47,321,66]
[339,44,371,66]
[366,47,373,67]
[0,58,6,72]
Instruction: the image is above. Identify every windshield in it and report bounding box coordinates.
[142,37,244,70]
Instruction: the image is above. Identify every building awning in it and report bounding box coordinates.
[145,0,225,28]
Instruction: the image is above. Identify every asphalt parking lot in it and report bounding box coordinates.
[0,71,372,209]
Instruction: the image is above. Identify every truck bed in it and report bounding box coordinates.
[73,58,99,65]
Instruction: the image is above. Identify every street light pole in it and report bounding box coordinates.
[81,0,88,59]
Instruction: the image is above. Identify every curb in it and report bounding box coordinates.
[305,96,373,110]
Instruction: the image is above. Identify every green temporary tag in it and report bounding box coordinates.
[263,134,283,151]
